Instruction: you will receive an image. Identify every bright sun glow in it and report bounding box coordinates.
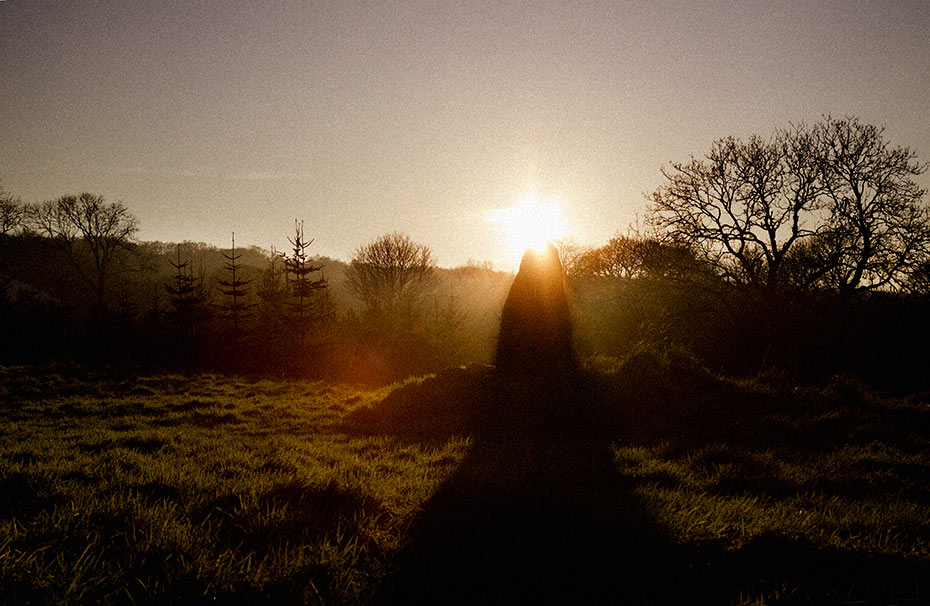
[488,192,570,266]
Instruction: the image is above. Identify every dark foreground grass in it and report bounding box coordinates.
[0,365,467,604]
[2,356,930,604]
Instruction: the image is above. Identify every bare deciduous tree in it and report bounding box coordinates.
[573,233,703,283]
[814,116,930,293]
[648,117,929,294]
[345,232,435,325]
[29,193,139,311]
[574,235,646,280]
[0,183,24,236]
[648,131,823,289]
[552,237,588,279]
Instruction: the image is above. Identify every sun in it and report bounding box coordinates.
[488,192,570,266]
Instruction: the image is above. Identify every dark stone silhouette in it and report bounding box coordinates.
[495,243,576,376]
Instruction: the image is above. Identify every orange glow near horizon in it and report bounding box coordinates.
[488,192,570,268]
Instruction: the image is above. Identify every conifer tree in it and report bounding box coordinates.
[216,232,254,334]
[257,246,288,334]
[285,220,327,340]
[165,244,208,341]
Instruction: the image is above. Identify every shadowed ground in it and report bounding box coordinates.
[357,371,701,604]
[346,360,930,605]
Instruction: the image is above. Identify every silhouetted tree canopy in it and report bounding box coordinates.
[0,183,24,237]
[812,117,930,293]
[28,193,139,311]
[648,116,929,294]
[552,237,587,278]
[570,233,708,291]
[3,117,930,387]
[345,232,435,325]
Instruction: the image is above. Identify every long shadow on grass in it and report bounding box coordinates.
[348,359,930,604]
[349,365,702,604]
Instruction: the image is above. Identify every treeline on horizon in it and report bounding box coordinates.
[2,115,930,389]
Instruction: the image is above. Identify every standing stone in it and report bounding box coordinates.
[495,243,576,376]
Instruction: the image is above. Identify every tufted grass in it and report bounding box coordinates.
[2,357,929,604]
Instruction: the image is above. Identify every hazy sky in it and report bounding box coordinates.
[3,1,930,268]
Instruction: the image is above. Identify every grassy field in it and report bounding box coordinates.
[1,356,929,604]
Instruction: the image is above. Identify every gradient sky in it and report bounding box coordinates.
[3,1,929,269]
